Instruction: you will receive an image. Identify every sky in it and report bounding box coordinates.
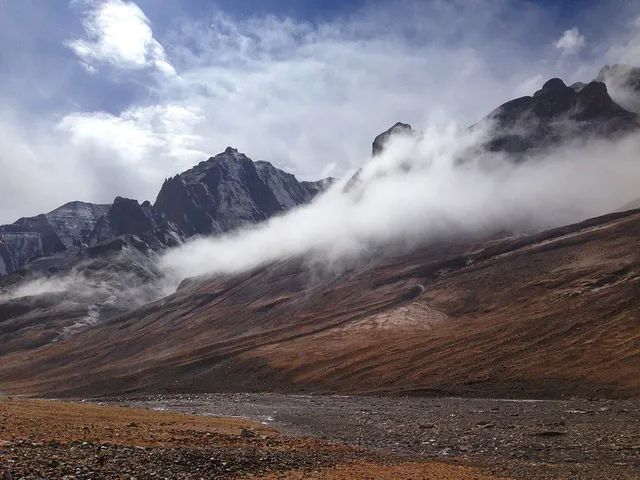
[1,0,640,223]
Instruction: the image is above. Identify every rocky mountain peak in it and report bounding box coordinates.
[372,122,413,156]
[534,78,567,95]
[89,196,181,248]
[154,148,332,237]
[484,75,638,154]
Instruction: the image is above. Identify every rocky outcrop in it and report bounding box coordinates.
[301,178,336,198]
[372,122,413,156]
[254,161,321,208]
[89,197,182,249]
[343,122,413,192]
[483,78,638,154]
[0,232,43,275]
[154,147,331,236]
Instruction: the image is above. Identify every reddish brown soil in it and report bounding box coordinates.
[249,462,506,480]
[0,210,639,399]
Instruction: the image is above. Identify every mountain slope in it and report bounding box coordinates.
[1,208,639,399]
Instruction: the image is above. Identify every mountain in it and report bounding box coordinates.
[372,122,413,156]
[2,207,639,398]
[0,151,332,276]
[154,147,330,236]
[0,234,166,354]
[343,122,414,192]
[0,201,110,275]
[0,150,333,346]
[45,201,112,249]
[481,78,638,154]
[1,69,639,400]
[89,197,182,249]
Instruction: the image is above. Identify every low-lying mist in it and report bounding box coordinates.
[0,262,163,338]
[159,124,640,285]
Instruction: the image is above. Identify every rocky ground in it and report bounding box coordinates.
[0,398,509,479]
[2,395,639,479]
[108,393,640,480]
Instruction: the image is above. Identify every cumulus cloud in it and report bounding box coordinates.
[0,103,205,223]
[160,126,640,282]
[555,27,586,55]
[57,104,206,202]
[67,0,176,75]
[60,1,573,186]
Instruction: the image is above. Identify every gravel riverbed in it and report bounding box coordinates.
[106,393,640,479]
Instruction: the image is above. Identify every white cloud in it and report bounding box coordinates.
[66,3,565,182]
[555,27,586,55]
[57,104,205,202]
[67,0,176,75]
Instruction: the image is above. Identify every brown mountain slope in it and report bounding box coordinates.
[1,209,639,399]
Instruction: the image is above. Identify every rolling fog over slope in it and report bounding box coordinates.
[160,121,640,283]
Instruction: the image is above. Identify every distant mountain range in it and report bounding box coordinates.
[0,150,334,276]
[482,75,638,154]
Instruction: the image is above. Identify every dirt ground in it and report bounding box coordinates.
[0,398,508,479]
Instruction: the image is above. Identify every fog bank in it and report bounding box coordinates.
[160,125,640,283]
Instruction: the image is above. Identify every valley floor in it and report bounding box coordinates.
[1,397,508,480]
[2,395,636,480]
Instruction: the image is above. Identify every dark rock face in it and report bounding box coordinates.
[45,201,110,249]
[154,148,330,236]
[90,197,182,249]
[372,122,413,156]
[0,231,43,275]
[343,122,413,192]
[301,178,336,198]
[0,150,330,277]
[1,215,65,256]
[254,161,319,208]
[0,202,109,275]
[483,78,638,154]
